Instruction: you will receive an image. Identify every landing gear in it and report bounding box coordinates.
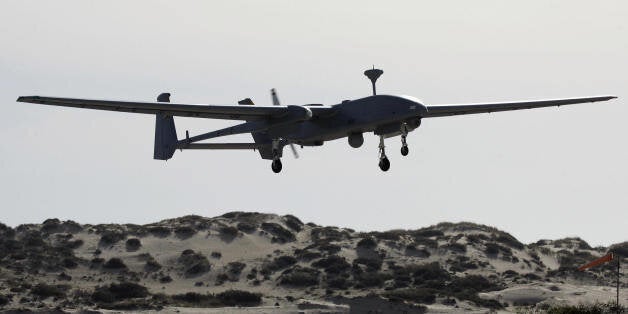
[378,135,390,172]
[401,145,409,156]
[400,123,409,156]
[271,139,282,173]
[271,159,282,173]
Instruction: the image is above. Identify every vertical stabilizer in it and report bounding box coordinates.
[153,93,178,160]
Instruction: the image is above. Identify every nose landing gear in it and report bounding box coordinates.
[400,123,409,156]
[378,135,390,172]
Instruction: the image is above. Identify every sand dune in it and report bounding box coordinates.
[0,212,625,313]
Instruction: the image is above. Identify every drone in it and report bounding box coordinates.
[18,68,616,173]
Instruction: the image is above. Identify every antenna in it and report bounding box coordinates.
[364,66,383,95]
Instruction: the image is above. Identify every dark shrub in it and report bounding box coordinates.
[610,241,628,257]
[369,230,404,241]
[295,249,322,261]
[384,288,436,304]
[145,259,161,272]
[217,290,262,307]
[283,215,304,232]
[261,223,295,243]
[236,222,257,234]
[318,242,342,255]
[327,276,351,289]
[228,262,246,275]
[442,242,467,254]
[219,225,239,239]
[41,218,62,234]
[99,230,126,246]
[211,251,222,259]
[494,232,524,250]
[31,283,67,298]
[449,275,502,293]
[160,275,172,283]
[178,250,210,276]
[0,294,8,306]
[413,229,444,238]
[311,227,349,242]
[354,272,391,288]
[125,238,141,251]
[312,256,351,274]
[262,255,297,274]
[409,262,451,285]
[147,226,171,238]
[485,242,500,255]
[93,282,148,302]
[103,258,127,269]
[279,267,320,287]
[62,257,78,269]
[353,257,383,272]
[356,237,377,249]
[413,237,438,249]
[174,226,197,239]
[61,220,83,233]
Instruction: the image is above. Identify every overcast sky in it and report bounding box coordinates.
[1,1,626,246]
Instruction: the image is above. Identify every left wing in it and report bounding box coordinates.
[17,96,334,121]
[424,96,617,118]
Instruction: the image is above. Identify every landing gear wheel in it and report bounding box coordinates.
[401,146,409,156]
[378,156,390,172]
[271,159,282,173]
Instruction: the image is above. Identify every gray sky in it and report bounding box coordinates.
[1,0,626,246]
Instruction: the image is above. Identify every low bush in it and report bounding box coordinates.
[283,215,304,232]
[261,223,295,243]
[228,261,246,275]
[353,256,383,272]
[412,229,444,238]
[217,290,262,307]
[125,238,141,251]
[236,222,257,233]
[103,258,127,269]
[92,282,149,303]
[147,226,171,238]
[31,283,67,298]
[384,288,436,304]
[279,267,320,287]
[219,225,239,239]
[99,230,126,246]
[545,302,624,314]
[356,237,377,249]
[312,255,351,274]
[174,226,197,239]
[178,250,210,276]
[262,255,297,274]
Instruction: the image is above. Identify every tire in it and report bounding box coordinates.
[401,146,409,156]
[379,157,390,171]
[271,160,282,173]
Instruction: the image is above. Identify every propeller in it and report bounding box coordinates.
[271,88,299,159]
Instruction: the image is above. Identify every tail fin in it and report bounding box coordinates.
[153,93,178,160]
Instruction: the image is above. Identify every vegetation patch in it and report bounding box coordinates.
[178,250,211,276]
[279,266,320,287]
[261,223,295,243]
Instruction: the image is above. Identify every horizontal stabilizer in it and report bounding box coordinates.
[179,143,265,150]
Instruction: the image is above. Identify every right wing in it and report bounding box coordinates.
[17,96,334,121]
[424,96,617,118]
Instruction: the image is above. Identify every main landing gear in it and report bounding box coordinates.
[271,139,282,173]
[378,135,390,172]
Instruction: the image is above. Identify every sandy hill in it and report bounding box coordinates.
[0,212,625,313]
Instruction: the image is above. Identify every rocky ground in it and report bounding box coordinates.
[0,212,625,313]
